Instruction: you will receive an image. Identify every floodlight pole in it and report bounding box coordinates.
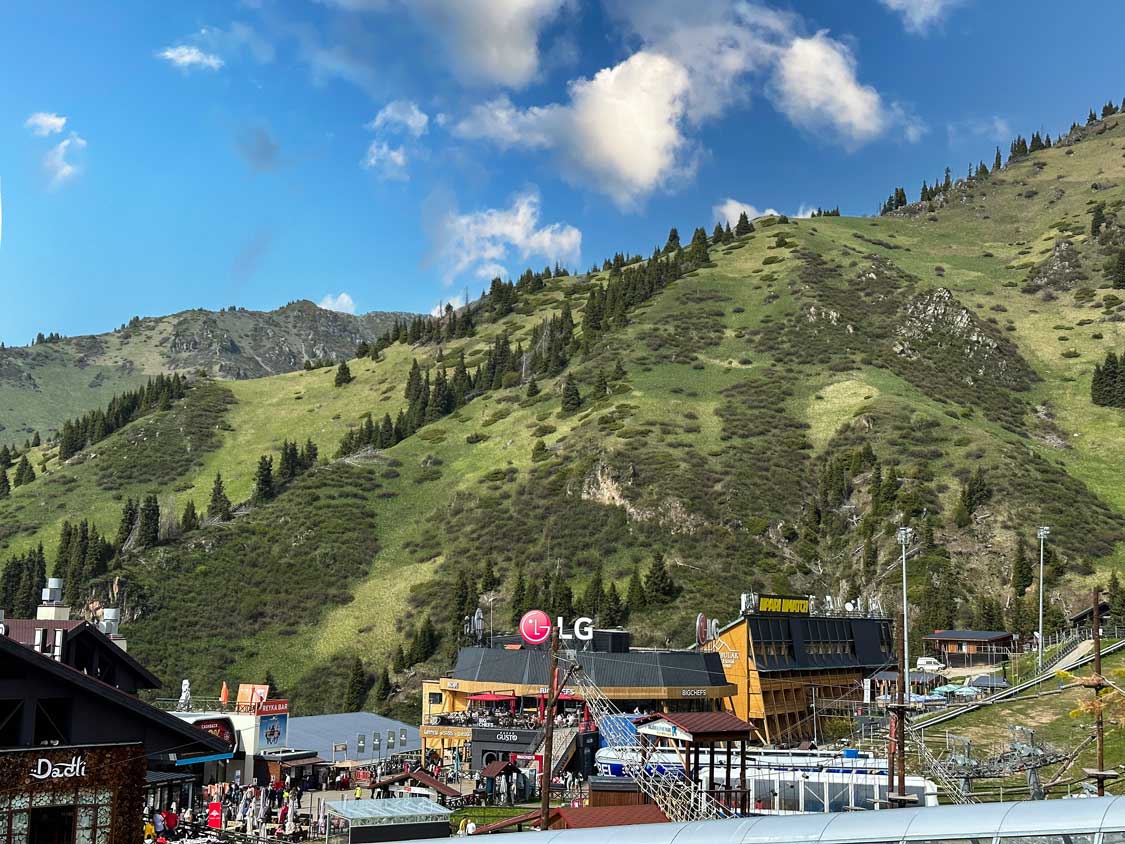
[897,526,913,695]
[1037,526,1050,675]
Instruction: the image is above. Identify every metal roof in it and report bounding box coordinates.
[554,805,668,828]
[633,711,751,738]
[285,712,420,761]
[393,796,1125,844]
[923,629,1012,641]
[372,769,460,799]
[450,647,730,689]
[325,797,451,822]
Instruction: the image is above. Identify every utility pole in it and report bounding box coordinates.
[897,608,907,801]
[1037,526,1050,674]
[1093,590,1107,797]
[897,526,913,695]
[539,625,561,829]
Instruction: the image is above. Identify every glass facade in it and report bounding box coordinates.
[0,786,115,844]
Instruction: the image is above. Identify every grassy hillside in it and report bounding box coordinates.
[0,300,413,448]
[5,110,1125,723]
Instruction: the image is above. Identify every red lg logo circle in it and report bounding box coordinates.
[519,610,552,646]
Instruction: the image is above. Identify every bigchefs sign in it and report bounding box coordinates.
[518,610,594,646]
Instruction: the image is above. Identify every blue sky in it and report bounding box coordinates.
[2,0,1124,345]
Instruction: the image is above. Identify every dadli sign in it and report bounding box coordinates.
[518,610,594,646]
[30,755,86,780]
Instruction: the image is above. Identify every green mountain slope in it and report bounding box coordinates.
[0,300,414,448]
[5,110,1125,719]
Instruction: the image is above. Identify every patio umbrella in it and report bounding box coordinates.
[953,686,980,697]
[220,681,230,706]
[932,684,962,694]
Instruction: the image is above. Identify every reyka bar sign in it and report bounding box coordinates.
[30,755,87,780]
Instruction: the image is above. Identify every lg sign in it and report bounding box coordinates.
[519,610,594,646]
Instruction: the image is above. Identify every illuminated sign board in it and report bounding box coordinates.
[30,756,86,781]
[193,717,237,750]
[756,594,810,615]
[519,611,594,646]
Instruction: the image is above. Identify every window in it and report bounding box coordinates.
[998,836,1095,844]
[801,780,825,813]
[0,700,24,747]
[33,699,71,746]
[779,780,799,812]
[828,781,850,812]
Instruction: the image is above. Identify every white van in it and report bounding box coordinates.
[916,656,945,673]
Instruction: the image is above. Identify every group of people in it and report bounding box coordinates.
[143,804,192,842]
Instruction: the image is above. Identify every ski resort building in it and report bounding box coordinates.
[698,595,895,743]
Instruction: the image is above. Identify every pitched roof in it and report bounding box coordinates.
[471,808,542,834]
[633,711,751,738]
[450,647,730,690]
[553,804,668,829]
[480,759,519,778]
[4,618,160,689]
[285,712,420,761]
[372,768,460,799]
[0,634,226,755]
[923,630,1013,641]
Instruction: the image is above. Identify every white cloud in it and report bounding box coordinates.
[361,140,409,179]
[456,51,693,209]
[430,293,466,317]
[946,114,1009,146]
[24,112,67,136]
[370,100,429,137]
[433,189,581,284]
[770,32,887,147]
[158,45,224,70]
[44,133,86,187]
[404,0,568,88]
[794,204,815,219]
[319,292,357,313]
[199,22,275,64]
[878,0,964,34]
[712,198,778,225]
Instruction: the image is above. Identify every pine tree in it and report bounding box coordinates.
[181,500,199,533]
[0,468,8,499]
[12,456,35,487]
[603,583,625,626]
[208,473,232,521]
[137,495,160,548]
[626,566,645,615]
[343,656,367,711]
[712,222,725,245]
[334,361,354,387]
[561,377,582,412]
[862,540,877,580]
[374,666,392,701]
[644,554,677,605]
[531,439,548,462]
[994,146,1002,172]
[510,564,527,626]
[253,455,274,502]
[525,378,540,398]
[593,371,609,399]
[1012,535,1033,595]
[664,227,681,252]
[1111,251,1125,290]
[1092,204,1106,238]
[734,211,753,236]
[1108,570,1124,623]
[579,565,605,619]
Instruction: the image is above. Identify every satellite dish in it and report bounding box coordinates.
[708,619,719,641]
[695,613,708,646]
[845,601,855,613]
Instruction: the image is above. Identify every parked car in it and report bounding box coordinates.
[916,656,946,673]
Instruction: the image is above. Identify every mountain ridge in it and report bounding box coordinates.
[0,299,417,446]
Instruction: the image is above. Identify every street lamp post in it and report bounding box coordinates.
[1037,526,1050,674]
[897,526,914,695]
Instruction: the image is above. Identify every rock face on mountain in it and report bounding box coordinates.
[0,300,414,445]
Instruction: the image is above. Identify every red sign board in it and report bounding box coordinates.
[256,699,289,716]
[207,802,222,829]
[193,718,237,750]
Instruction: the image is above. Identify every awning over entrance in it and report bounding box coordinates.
[467,692,516,701]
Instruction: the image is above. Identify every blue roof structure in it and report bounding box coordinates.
[286,712,420,762]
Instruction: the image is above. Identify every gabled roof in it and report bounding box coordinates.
[372,768,460,799]
[923,630,1013,642]
[0,634,226,755]
[4,618,161,689]
[633,711,751,739]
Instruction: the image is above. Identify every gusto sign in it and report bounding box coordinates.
[519,610,594,646]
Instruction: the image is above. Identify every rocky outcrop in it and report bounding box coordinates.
[576,458,707,535]
[1021,239,1087,294]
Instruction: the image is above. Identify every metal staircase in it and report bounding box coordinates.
[561,649,733,823]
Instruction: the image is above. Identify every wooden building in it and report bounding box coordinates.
[699,596,894,743]
[922,630,1015,667]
